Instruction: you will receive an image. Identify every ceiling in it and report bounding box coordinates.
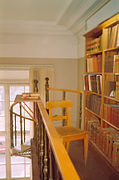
[0,0,110,35]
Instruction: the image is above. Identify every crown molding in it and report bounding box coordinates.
[0,20,73,36]
[0,64,53,70]
[70,0,111,34]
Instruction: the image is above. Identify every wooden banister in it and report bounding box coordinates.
[48,87,83,94]
[37,101,80,180]
[10,93,81,179]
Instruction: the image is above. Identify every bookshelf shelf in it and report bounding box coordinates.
[90,141,119,173]
[102,118,119,131]
[86,72,102,74]
[84,13,119,171]
[104,46,119,52]
[85,108,101,118]
[104,95,119,102]
[86,50,102,56]
[85,90,102,96]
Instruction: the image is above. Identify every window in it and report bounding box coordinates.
[0,84,31,180]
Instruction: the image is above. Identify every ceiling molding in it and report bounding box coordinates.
[0,20,73,36]
[0,64,53,70]
[58,0,83,25]
[0,0,111,36]
[56,0,73,24]
[70,0,111,34]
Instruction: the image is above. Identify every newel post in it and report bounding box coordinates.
[45,77,49,103]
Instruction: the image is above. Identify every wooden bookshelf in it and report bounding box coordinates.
[84,13,119,172]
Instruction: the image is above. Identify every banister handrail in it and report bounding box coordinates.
[48,87,83,94]
[38,101,80,180]
[10,93,81,179]
[10,101,18,108]
[12,111,35,122]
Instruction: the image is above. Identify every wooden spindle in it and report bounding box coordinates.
[43,130,49,180]
[79,93,82,128]
[49,146,53,180]
[45,77,49,102]
[15,114,17,146]
[10,107,14,148]
[20,102,23,145]
[62,91,66,126]
[24,118,26,143]
[34,79,38,93]
[40,121,44,179]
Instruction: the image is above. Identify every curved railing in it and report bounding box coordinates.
[10,94,80,180]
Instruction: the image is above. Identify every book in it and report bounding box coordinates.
[96,75,102,94]
[84,75,89,91]
[113,55,119,73]
[115,81,119,100]
[22,93,41,100]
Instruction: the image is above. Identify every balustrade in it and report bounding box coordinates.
[9,77,81,180]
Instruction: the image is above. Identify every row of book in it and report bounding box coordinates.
[86,94,101,115]
[103,75,119,98]
[86,35,102,54]
[86,119,119,168]
[84,74,102,94]
[104,52,119,73]
[86,54,102,72]
[115,81,119,99]
[103,103,119,128]
[104,24,119,49]
[21,93,41,100]
[104,80,116,97]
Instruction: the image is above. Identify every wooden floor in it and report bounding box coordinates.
[69,140,119,180]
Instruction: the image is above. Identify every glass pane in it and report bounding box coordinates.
[11,156,24,164]
[10,86,24,101]
[0,136,5,164]
[0,86,4,101]
[26,164,30,177]
[25,120,30,130]
[0,102,4,116]
[0,165,6,178]
[13,103,20,115]
[26,158,31,163]
[0,117,5,131]
[25,86,29,93]
[11,164,24,178]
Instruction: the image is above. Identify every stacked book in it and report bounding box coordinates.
[103,103,119,128]
[87,119,119,168]
[84,74,102,94]
[86,35,102,54]
[87,54,102,72]
[22,93,41,100]
[86,94,101,115]
[104,24,119,49]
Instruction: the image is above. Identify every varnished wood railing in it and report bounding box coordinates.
[10,100,35,149]
[35,100,80,180]
[10,94,80,180]
[45,77,83,128]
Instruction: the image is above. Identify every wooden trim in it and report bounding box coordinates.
[12,112,35,122]
[48,88,83,94]
[19,102,33,119]
[37,101,80,180]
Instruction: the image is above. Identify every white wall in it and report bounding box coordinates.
[0,25,78,126]
[0,34,77,58]
[0,57,78,127]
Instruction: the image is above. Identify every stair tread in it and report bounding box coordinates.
[22,141,31,146]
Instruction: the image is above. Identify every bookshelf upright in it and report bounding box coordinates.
[84,13,119,171]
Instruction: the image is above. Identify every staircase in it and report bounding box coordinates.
[9,78,81,180]
[10,93,40,159]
